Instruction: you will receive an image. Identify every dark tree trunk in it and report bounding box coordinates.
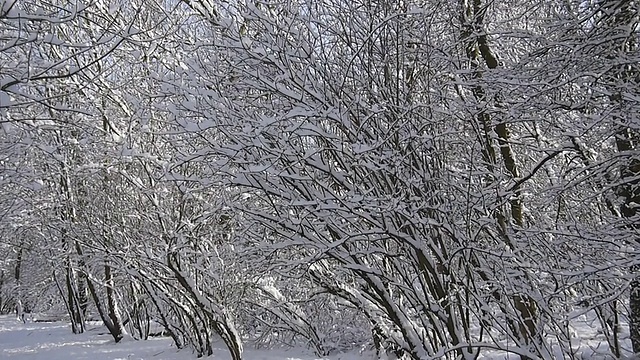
[617,129,640,352]
[600,0,640,352]
[66,264,85,333]
[105,264,125,342]
[86,271,123,343]
[460,1,540,358]
[77,241,124,343]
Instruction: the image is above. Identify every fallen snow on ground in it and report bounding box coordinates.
[0,315,365,360]
[0,312,636,359]
[0,316,179,360]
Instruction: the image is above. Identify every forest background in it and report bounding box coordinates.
[0,0,639,359]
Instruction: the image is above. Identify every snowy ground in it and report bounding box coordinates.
[0,316,181,360]
[0,315,363,360]
[0,313,634,359]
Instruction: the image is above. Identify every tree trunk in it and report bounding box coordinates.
[617,128,639,352]
[167,252,243,360]
[14,245,23,322]
[77,241,124,343]
[65,264,85,333]
[86,271,124,343]
[459,1,541,358]
[105,264,125,342]
[600,0,640,352]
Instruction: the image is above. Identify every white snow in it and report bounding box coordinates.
[0,317,180,360]
[0,316,368,360]
[0,311,637,359]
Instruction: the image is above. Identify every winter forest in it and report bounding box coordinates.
[0,0,639,359]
